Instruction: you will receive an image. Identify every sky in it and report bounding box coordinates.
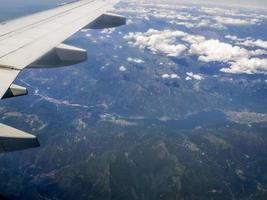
[133,0,267,8]
[192,0,267,7]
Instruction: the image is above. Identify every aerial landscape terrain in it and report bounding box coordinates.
[0,0,267,199]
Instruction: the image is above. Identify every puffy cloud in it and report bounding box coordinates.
[124,29,187,56]
[101,28,116,34]
[116,1,266,33]
[225,35,243,41]
[200,6,238,16]
[117,1,267,75]
[127,57,145,63]
[127,19,133,25]
[162,74,170,79]
[185,76,192,81]
[189,39,249,62]
[249,49,267,56]
[221,58,267,74]
[162,73,180,79]
[215,16,260,25]
[152,10,192,21]
[240,39,267,49]
[137,4,264,29]
[124,27,267,75]
[119,66,127,72]
[181,35,206,44]
[170,74,180,79]
[186,72,204,81]
[225,35,267,51]
[189,39,267,74]
[171,21,195,28]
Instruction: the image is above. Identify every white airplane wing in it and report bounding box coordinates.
[0,0,125,153]
[0,123,39,153]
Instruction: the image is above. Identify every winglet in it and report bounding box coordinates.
[0,123,39,153]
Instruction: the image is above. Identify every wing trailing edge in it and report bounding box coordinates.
[29,43,88,68]
[0,123,39,153]
[2,84,28,99]
[86,13,126,29]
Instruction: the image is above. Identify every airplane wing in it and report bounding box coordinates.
[0,0,125,153]
[0,123,39,153]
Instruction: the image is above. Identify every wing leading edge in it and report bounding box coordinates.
[0,0,125,153]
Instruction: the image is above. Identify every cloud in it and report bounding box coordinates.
[189,39,267,74]
[221,58,267,74]
[214,16,259,25]
[127,57,145,63]
[170,74,180,79]
[200,6,234,15]
[124,29,187,56]
[225,35,267,50]
[101,28,116,34]
[189,39,249,62]
[116,1,266,33]
[186,72,204,81]
[123,25,267,75]
[161,73,180,79]
[225,35,243,41]
[162,74,170,79]
[119,66,127,72]
[181,35,206,44]
[240,39,267,49]
[249,49,267,56]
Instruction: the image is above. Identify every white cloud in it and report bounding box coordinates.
[171,21,195,28]
[101,28,116,34]
[80,29,89,33]
[188,39,267,74]
[133,4,264,30]
[200,6,236,15]
[119,66,127,72]
[116,1,267,75]
[127,57,145,63]
[124,27,267,75]
[162,73,180,79]
[162,74,170,79]
[240,39,267,49]
[170,73,180,79]
[127,19,133,25]
[124,29,187,56]
[186,72,204,81]
[225,35,267,50]
[189,39,249,62]
[152,10,192,21]
[249,49,267,56]
[215,16,260,25]
[221,58,267,74]
[225,35,242,41]
[185,76,192,80]
[181,35,206,44]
